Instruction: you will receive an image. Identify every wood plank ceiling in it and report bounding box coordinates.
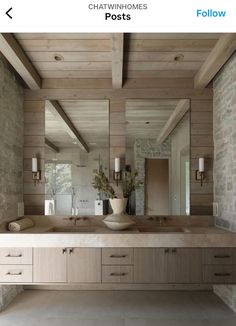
[14,33,221,80]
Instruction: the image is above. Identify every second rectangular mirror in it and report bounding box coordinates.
[126,99,190,216]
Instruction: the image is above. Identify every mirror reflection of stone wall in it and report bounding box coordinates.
[44,100,109,215]
[126,99,190,216]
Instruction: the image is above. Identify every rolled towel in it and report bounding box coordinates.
[8,218,35,232]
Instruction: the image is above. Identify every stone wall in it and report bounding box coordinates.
[213,51,236,312]
[134,138,171,215]
[0,56,24,310]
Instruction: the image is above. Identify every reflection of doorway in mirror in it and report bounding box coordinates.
[145,158,170,215]
[180,148,190,215]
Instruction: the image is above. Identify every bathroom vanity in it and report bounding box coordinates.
[0,221,236,287]
[0,247,236,286]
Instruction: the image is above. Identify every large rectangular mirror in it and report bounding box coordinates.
[44,100,109,215]
[126,99,190,216]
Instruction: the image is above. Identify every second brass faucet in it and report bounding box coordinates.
[63,216,89,226]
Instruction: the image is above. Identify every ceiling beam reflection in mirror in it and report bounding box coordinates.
[156,99,190,145]
[45,137,59,153]
[45,100,90,153]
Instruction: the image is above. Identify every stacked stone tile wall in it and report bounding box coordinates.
[0,56,24,310]
[213,51,236,312]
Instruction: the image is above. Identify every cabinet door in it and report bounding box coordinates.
[134,248,203,284]
[167,248,203,283]
[68,248,101,283]
[33,248,67,283]
[134,248,168,283]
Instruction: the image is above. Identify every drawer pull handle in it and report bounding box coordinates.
[69,248,74,255]
[110,272,126,276]
[62,248,67,254]
[110,255,127,258]
[214,273,231,277]
[214,255,231,259]
[6,272,22,276]
[164,249,169,254]
[6,254,22,258]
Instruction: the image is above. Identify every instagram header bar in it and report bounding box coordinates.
[1,0,236,32]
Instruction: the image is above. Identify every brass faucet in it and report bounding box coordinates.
[146,216,167,226]
[63,216,89,226]
[157,217,167,226]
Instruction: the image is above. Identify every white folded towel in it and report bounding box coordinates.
[8,218,35,232]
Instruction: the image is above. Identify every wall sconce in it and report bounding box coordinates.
[195,157,205,187]
[32,157,41,186]
[113,157,122,186]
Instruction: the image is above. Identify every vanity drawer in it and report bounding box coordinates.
[204,248,235,265]
[102,265,133,283]
[0,248,32,265]
[0,265,32,283]
[203,265,235,284]
[102,248,134,265]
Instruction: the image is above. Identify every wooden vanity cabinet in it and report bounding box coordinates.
[2,247,236,285]
[68,248,101,283]
[33,248,67,283]
[101,248,134,283]
[203,248,236,283]
[134,248,203,284]
[33,248,101,283]
[167,248,203,283]
[134,248,167,283]
[0,248,33,283]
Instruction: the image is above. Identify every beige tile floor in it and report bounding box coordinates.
[0,290,236,326]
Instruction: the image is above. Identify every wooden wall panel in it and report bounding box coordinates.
[23,100,45,215]
[190,100,213,215]
[109,99,126,197]
[109,99,126,174]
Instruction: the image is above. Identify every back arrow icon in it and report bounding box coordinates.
[6,7,13,19]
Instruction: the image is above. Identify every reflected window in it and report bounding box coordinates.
[45,163,72,215]
[45,163,72,195]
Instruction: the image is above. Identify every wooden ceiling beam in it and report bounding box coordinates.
[0,33,41,90]
[111,33,124,88]
[194,33,236,89]
[46,100,89,153]
[156,99,190,145]
[45,138,59,153]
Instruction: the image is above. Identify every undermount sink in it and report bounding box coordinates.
[50,227,96,233]
[137,226,191,233]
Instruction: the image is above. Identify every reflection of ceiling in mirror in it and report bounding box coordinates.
[126,99,181,147]
[45,100,109,150]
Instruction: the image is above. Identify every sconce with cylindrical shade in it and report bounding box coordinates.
[195,157,205,186]
[113,157,122,186]
[32,157,41,186]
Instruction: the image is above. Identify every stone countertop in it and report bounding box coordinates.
[0,226,235,248]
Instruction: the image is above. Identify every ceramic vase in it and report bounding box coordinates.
[103,198,135,231]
